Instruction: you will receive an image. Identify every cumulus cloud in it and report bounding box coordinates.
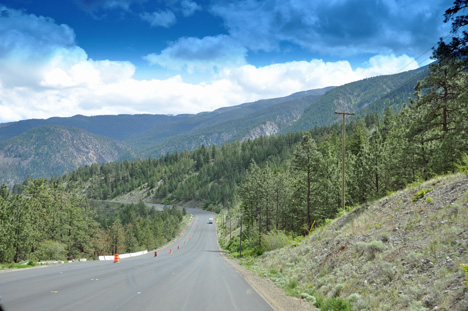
[144,35,248,73]
[0,47,420,122]
[210,0,452,56]
[0,5,76,88]
[140,10,177,27]
[179,0,201,16]
[0,4,423,123]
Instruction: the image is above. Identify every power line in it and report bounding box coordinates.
[395,33,452,74]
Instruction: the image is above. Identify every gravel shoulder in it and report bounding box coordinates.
[221,254,317,311]
[216,222,316,311]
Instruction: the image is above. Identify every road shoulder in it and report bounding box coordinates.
[221,254,316,311]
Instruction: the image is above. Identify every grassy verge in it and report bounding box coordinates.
[0,261,36,271]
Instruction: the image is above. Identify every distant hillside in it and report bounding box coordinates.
[0,114,179,142]
[286,67,427,132]
[0,125,134,186]
[0,67,428,184]
[137,91,327,157]
[124,87,333,154]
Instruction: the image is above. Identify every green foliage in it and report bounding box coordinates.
[261,230,293,252]
[412,188,433,202]
[225,234,264,258]
[0,261,36,270]
[286,279,299,295]
[457,152,468,174]
[0,180,184,264]
[461,263,468,290]
[317,297,353,311]
[34,240,67,261]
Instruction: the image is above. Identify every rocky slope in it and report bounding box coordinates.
[246,173,468,310]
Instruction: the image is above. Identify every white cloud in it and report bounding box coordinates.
[0,5,76,88]
[0,48,420,123]
[144,35,248,73]
[179,0,201,16]
[140,10,177,28]
[356,54,419,77]
[0,5,423,123]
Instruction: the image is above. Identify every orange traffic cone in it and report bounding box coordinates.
[114,254,119,263]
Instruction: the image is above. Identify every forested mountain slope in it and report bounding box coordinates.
[0,114,178,142]
[0,125,134,186]
[285,66,427,132]
[0,68,426,186]
[137,92,324,157]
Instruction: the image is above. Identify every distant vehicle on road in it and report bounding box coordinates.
[208,218,213,224]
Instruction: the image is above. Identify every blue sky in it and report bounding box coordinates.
[0,0,453,122]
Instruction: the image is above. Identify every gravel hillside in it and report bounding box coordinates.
[246,173,468,310]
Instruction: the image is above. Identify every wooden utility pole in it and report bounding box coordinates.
[335,111,355,211]
[239,214,243,258]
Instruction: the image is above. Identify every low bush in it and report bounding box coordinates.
[356,240,385,260]
[34,240,67,261]
[461,263,468,290]
[412,188,433,202]
[262,230,293,252]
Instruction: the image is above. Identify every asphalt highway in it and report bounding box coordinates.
[0,208,273,311]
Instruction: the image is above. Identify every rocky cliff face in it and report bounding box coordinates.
[241,121,280,141]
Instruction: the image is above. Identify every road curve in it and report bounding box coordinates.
[0,208,273,311]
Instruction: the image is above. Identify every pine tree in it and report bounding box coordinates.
[291,133,323,230]
[409,58,468,175]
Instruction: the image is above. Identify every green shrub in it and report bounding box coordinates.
[456,152,468,174]
[412,188,433,202]
[34,240,66,261]
[461,263,468,290]
[317,297,353,311]
[300,293,316,304]
[285,279,300,296]
[356,240,385,260]
[330,283,344,298]
[261,230,293,251]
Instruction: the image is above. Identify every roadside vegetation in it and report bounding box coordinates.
[217,3,468,310]
[222,173,468,311]
[0,180,185,264]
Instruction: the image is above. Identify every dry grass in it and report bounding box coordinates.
[245,173,468,310]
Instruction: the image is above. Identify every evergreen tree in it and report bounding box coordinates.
[291,133,323,230]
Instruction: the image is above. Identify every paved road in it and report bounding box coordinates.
[0,208,273,311]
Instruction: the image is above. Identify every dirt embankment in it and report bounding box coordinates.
[225,173,468,311]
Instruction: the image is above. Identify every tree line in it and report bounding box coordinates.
[0,179,184,263]
[237,0,468,239]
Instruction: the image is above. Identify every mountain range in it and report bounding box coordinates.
[0,67,427,186]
